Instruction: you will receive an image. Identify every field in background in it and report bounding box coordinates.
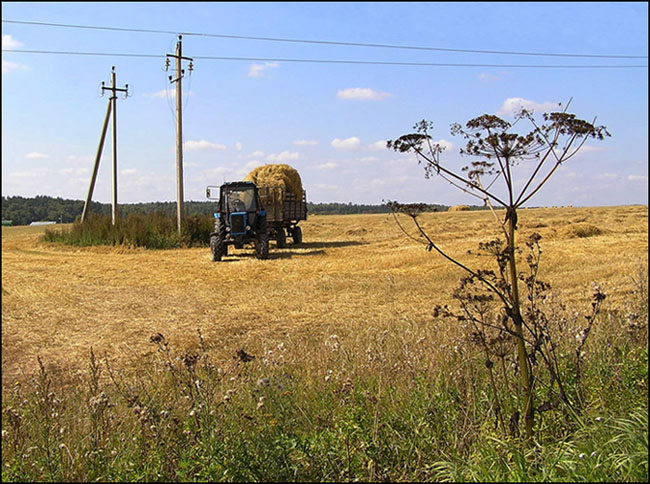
[2,205,647,387]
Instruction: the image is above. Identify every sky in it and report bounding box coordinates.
[2,1,648,207]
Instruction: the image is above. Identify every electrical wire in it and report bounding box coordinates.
[2,49,161,58]
[2,49,647,68]
[2,18,647,59]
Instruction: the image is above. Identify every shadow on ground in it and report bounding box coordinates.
[215,240,365,262]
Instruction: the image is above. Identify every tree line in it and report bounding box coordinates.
[1,195,465,226]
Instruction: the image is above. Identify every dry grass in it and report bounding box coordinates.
[2,205,647,388]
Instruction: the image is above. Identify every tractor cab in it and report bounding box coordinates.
[207,181,260,210]
[224,184,257,213]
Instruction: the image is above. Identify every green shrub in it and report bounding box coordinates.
[43,213,213,249]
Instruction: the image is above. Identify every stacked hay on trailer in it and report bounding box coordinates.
[244,164,307,234]
[244,164,304,199]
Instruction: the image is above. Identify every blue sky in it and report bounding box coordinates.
[2,2,648,206]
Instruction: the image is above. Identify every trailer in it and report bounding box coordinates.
[257,186,307,247]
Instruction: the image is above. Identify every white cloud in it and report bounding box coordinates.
[316,162,338,170]
[121,168,137,175]
[2,60,28,74]
[235,142,243,151]
[25,152,49,159]
[66,155,94,165]
[248,150,265,158]
[434,139,455,152]
[2,35,22,50]
[266,151,300,162]
[248,62,278,78]
[497,98,560,117]
[313,183,339,190]
[3,38,28,75]
[184,140,227,151]
[331,137,361,150]
[58,168,89,176]
[242,160,262,171]
[236,160,263,177]
[145,89,193,99]
[293,140,318,146]
[627,175,648,182]
[337,88,390,101]
[205,166,230,177]
[577,145,604,154]
[6,167,52,179]
[367,140,388,151]
[596,173,619,180]
[478,73,501,82]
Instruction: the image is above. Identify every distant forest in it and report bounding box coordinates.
[2,195,460,226]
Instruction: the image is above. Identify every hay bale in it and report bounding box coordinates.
[449,205,471,212]
[244,164,303,198]
[559,223,604,238]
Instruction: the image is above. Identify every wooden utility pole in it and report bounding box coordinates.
[81,96,112,224]
[81,66,128,225]
[106,67,129,225]
[166,36,194,234]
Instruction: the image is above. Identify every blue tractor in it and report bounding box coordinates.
[206,182,269,261]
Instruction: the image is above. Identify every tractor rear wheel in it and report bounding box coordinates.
[276,228,286,248]
[292,226,302,244]
[255,231,269,260]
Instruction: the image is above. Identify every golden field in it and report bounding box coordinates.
[1,205,647,388]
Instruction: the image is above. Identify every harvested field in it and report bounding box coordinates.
[1,205,648,387]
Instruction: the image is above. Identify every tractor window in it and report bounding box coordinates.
[226,188,256,212]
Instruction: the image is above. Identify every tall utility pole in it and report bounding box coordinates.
[106,67,129,225]
[81,94,112,224]
[81,66,128,225]
[166,35,194,234]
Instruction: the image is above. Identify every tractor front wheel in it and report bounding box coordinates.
[210,235,225,262]
[255,231,269,260]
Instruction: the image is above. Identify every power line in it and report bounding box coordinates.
[194,55,648,69]
[3,18,648,60]
[2,49,647,69]
[2,49,161,58]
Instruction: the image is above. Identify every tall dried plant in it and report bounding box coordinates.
[387,100,610,442]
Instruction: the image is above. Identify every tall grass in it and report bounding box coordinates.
[42,213,213,249]
[2,285,647,482]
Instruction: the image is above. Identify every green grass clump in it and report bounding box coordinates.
[42,213,213,249]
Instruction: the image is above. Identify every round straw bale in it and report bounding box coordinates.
[244,164,303,198]
[449,205,471,212]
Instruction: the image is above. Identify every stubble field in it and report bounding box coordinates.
[2,205,647,388]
